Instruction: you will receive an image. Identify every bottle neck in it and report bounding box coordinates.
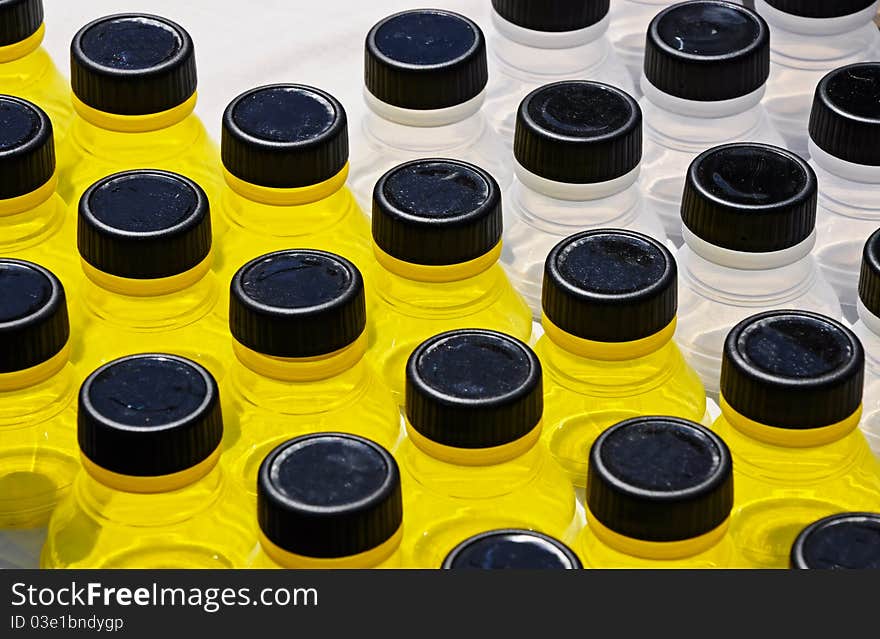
[0,23,44,63]
[641,78,765,118]
[755,0,879,36]
[363,88,486,144]
[542,314,676,361]
[809,139,880,184]
[406,418,542,466]
[223,163,349,207]
[232,333,367,382]
[260,527,402,569]
[82,254,213,297]
[491,11,609,49]
[72,92,198,133]
[514,162,640,202]
[682,227,816,270]
[374,241,501,283]
[81,445,221,494]
[858,298,880,340]
[0,174,58,218]
[0,341,71,392]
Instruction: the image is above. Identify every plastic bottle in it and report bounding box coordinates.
[42,354,252,568]
[398,329,580,569]
[349,9,509,210]
[0,260,77,568]
[579,416,738,568]
[852,229,880,456]
[675,143,841,398]
[501,80,667,316]
[607,0,678,93]
[72,170,228,380]
[809,63,880,321]
[639,1,784,245]
[484,0,634,144]
[755,0,880,158]
[366,159,532,403]
[790,512,880,569]
[214,84,372,292]
[222,249,401,499]
[536,229,707,486]
[248,433,403,568]
[0,0,72,147]
[713,310,880,568]
[442,529,581,569]
[57,14,222,215]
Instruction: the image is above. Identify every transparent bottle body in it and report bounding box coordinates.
[578,528,738,568]
[851,318,880,458]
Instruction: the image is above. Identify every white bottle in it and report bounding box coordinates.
[809,63,880,322]
[484,0,634,144]
[852,229,880,457]
[349,9,509,212]
[754,0,880,159]
[501,80,666,317]
[639,1,785,246]
[675,143,841,398]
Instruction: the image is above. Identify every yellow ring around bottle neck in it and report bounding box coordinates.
[0,172,58,217]
[373,242,501,283]
[586,506,729,561]
[223,163,349,206]
[0,340,70,392]
[542,314,677,361]
[0,23,44,62]
[81,445,221,494]
[71,92,197,133]
[718,394,862,448]
[232,331,367,382]
[405,418,542,466]
[81,251,212,297]
[259,525,402,569]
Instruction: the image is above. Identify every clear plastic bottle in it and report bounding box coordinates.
[675,143,841,398]
[501,80,666,316]
[808,63,880,321]
[484,0,634,144]
[608,0,678,93]
[537,229,707,486]
[349,9,510,210]
[639,1,785,245]
[755,0,880,158]
[852,229,880,457]
[579,417,739,568]
[0,0,72,147]
[222,249,401,500]
[0,260,77,568]
[790,512,880,569]
[398,329,581,569]
[42,354,253,568]
[72,170,228,381]
[442,529,581,569]
[214,84,372,295]
[248,434,403,569]
[366,159,532,403]
[713,310,880,568]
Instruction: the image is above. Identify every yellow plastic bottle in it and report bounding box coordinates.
[0,96,78,293]
[714,310,880,568]
[367,159,532,403]
[248,433,403,569]
[398,329,580,568]
[536,229,708,487]
[72,170,228,380]
[42,354,252,568]
[222,249,401,500]
[214,84,372,295]
[579,416,738,568]
[0,0,72,147]
[0,259,78,568]
[57,13,222,217]
[790,513,880,570]
[442,529,582,569]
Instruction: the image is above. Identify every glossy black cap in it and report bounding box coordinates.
[229,250,366,359]
[78,354,222,477]
[543,230,677,343]
[406,329,542,449]
[222,84,349,189]
[858,229,880,318]
[809,64,880,166]
[587,417,734,542]
[791,513,880,569]
[0,0,42,47]
[442,530,582,569]
[763,0,877,18]
[78,170,211,280]
[644,1,770,102]
[720,311,864,429]
[71,14,197,116]
[365,9,487,110]
[681,143,817,252]
[372,159,502,266]
[258,434,403,559]
[0,96,54,199]
[0,259,69,374]
[492,0,609,32]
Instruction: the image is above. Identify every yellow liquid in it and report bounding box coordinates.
[41,464,253,568]
[578,526,738,568]
[246,543,402,568]
[537,336,708,487]
[713,414,880,568]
